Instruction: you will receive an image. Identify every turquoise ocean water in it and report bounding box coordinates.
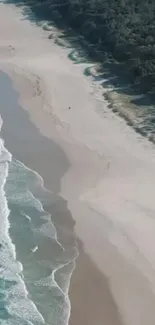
[0,128,77,325]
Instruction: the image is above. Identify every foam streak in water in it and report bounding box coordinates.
[0,120,45,325]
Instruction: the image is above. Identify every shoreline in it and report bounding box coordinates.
[0,71,123,325]
[0,70,77,325]
[1,3,155,325]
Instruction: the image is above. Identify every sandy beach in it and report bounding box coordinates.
[1,3,155,325]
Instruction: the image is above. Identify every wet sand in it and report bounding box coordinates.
[69,241,122,325]
[0,71,123,325]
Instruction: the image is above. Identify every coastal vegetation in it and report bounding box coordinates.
[13,0,155,95]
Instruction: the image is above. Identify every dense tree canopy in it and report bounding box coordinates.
[22,0,155,93]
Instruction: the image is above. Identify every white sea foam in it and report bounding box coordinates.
[0,120,45,325]
[22,213,32,221]
[30,246,38,253]
[12,160,66,247]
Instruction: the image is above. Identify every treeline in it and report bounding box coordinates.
[21,0,155,93]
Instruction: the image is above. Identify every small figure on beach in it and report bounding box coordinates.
[68,106,71,110]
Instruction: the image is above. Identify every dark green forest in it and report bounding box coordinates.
[15,0,155,94]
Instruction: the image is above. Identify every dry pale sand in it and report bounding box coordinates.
[1,3,155,325]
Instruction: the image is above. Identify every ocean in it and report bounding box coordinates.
[0,77,78,324]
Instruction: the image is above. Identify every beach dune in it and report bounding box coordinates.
[1,3,155,325]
